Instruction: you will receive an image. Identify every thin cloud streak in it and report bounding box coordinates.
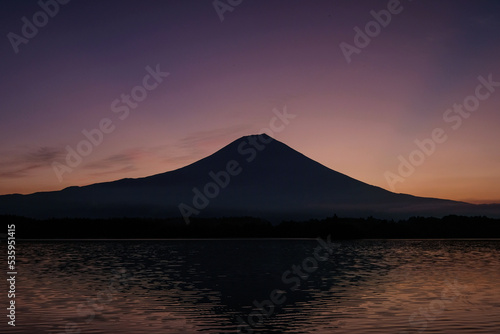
[0,146,65,179]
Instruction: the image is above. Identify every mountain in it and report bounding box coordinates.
[1,134,499,221]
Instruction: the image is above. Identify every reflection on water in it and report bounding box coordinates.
[3,239,500,333]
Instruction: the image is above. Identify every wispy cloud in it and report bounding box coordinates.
[83,148,148,174]
[0,146,65,179]
[0,126,252,181]
[84,153,136,170]
[86,165,138,177]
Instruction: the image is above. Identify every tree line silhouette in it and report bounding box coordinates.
[3,214,500,239]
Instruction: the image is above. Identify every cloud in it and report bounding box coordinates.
[84,153,135,170]
[83,148,148,172]
[87,165,138,177]
[61,125,252,179]
[0,146,65,179]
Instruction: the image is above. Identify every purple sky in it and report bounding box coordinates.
[1,0,500,203]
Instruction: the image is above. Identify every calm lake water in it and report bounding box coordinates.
[3,239,500,333]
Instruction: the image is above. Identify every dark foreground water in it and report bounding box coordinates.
[2,239,500,333]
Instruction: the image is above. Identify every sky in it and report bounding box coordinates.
[1,0,499,203]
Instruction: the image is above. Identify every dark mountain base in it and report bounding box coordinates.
[4,215,500,239]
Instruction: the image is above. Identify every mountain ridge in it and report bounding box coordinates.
[1,134,498,220]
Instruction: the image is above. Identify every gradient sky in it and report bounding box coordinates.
[1,0,499,203]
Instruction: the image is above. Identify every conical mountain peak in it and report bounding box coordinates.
[0,134,488,220]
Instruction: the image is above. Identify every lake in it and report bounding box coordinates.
[4,239,500,333]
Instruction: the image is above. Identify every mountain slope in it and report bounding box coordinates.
[0,134,496,220]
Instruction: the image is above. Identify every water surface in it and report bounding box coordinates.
[4,239,500,333]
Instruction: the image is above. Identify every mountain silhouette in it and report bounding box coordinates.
[1,134,498,220]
